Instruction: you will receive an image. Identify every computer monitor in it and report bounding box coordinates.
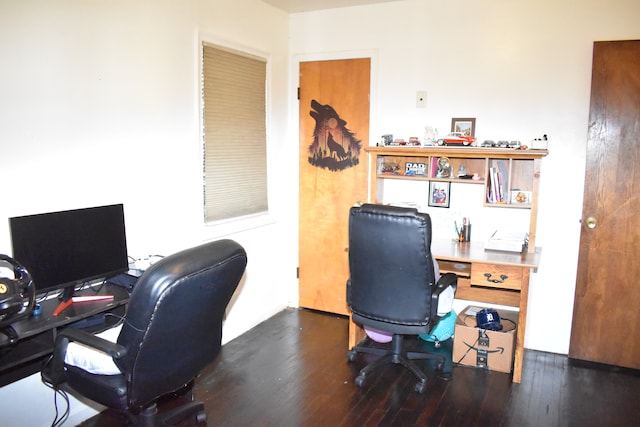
[9,204,129,301]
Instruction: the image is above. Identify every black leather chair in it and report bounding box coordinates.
[346,204,457,393]
[42,239,247,426]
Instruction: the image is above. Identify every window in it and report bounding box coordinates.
[202,44,268,223]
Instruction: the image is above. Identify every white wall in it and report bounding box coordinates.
[0,0,293,425]
[289,0,640,355]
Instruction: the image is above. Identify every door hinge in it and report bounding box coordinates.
[296,267,299,278]
[297,87,300,100]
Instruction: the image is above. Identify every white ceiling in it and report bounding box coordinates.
[261,0,404,13]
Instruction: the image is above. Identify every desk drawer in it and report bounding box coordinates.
[471,263,523,291]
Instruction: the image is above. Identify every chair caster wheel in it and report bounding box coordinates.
[355,374,366,388]
[347,349,358,362]
[438,371,453,381]
[196,412,207,423]
[414,380,427,394]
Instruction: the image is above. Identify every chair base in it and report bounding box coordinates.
[139,400,207,427]
[347,334,446,394]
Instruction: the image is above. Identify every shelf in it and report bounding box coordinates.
[365,146,548,252]
[377,173,431,181]
[367,145,548,159]
[0,332,52,371]
[484,203,532,209]
[376,174,486,184]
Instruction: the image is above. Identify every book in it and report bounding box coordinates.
[496,160,509,202]
[488,167,498,203]
[487,160,509,203]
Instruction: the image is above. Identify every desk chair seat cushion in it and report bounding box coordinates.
[364,326,393,343]
[65,365,129,410]
[64,324,122,375]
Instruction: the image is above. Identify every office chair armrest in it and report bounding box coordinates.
[436,272,458,292]
[44,328,127,387]
[57,328,127,359]
[430,272,458,320]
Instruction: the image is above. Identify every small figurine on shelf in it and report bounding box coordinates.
[381,162,401,175]
[423,126,438,146]
[437,157,451,178]
[380,134,393,146]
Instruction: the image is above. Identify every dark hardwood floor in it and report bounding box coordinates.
[81,308,640,427]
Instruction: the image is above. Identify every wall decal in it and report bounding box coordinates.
[308,99,362,171]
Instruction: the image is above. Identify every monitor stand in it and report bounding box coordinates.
[52,286,114,317]
[60,286,76,302]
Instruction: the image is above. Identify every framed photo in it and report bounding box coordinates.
[510,190,532,204]
[451,117,476,136]
[429,181,451,208]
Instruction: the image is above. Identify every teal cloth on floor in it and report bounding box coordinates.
[419,310,457,343]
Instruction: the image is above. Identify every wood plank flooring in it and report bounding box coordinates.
[80,308,640,426]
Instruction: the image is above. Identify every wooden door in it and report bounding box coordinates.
[298,58,370,315]
[569,40,640,369]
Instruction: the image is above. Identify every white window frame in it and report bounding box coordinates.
[200,41,271,233]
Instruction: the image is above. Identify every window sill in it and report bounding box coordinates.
[203,212,275,239]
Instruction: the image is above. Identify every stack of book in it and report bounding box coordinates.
[485,230,529,253]
[486,160,509,204]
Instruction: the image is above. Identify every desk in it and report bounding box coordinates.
[348,239,541,383]
[0,284,129,386]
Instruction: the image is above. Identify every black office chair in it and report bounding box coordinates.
[346,204,457,393]
[42,239,247,426]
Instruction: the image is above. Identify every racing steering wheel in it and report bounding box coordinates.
[0,254,36,344]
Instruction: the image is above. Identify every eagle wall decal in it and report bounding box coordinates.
[308,99,362,171]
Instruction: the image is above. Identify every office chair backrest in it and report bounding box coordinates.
[348,204,437,326]
[116,239,247,407]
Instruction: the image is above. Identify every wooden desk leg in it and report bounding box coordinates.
[348,316,365,349]
[512,268,531,383]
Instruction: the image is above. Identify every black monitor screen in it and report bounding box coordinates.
[9,204,129,296]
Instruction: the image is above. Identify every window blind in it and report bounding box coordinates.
[202,44,268,222]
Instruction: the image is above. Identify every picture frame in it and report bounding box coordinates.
[451,117,476,136]
[428,181,451,208]
[510,190,532,205]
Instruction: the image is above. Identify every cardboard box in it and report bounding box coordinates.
[452,306,518,373]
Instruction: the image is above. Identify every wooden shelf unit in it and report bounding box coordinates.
[366,146,548,251]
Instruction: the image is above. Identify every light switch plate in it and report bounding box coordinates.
[416,91,427,108]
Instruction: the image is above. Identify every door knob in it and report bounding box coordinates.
[585,217,597,229]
